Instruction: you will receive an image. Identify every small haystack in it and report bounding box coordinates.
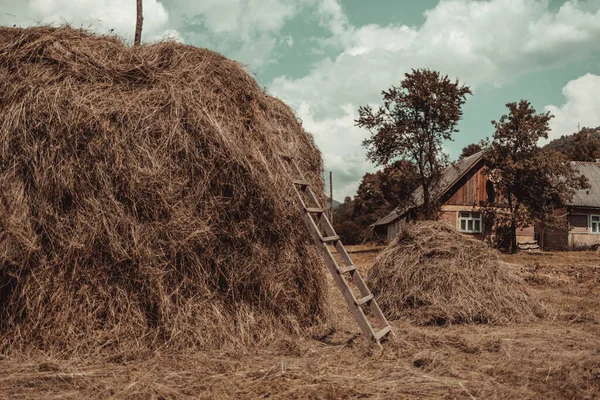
[0,26,327,353]
[368,222,544,325]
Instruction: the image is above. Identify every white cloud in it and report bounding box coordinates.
[167,0,309,68]
[271,0,600,198]
[0,2,32,27]
[170,0,297,38]
[545,73,600,141]
[297,103,376,200]
[0,0,178,42]
[315,0,349,38]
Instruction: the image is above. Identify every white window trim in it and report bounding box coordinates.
[591,215,600,234]
[459,211,483,234]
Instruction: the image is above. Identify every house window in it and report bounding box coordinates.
[591,215,600,234]
[459,212,482,233]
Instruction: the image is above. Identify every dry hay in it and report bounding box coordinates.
[0,26,328,354]
[367,222,544,325]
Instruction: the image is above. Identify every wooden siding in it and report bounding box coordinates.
[444,166,489,206]
[386,219,405,241]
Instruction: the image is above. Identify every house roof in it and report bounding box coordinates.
[373,150,486,227]
[568,162,600,209]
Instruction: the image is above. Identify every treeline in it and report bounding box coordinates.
[332,161,418,244]
[544,127,600,162]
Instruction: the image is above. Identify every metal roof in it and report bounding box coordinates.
[568,162,600,209]
[374,150,486,227]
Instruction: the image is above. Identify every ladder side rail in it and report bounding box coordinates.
[280,154,391,344]
[288,156,391,331]
[332,239,391,328]
[289,159,325,207]
[286,160,347,245]
[288,159,339,240]
[369,294,393,332]
[298,213,377,342]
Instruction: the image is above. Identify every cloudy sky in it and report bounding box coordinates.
[2,0,600,200]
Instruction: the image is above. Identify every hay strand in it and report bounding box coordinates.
[367,222,544,325]
[0,26,328,354]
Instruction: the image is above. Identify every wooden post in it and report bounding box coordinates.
[329,171,333,223]
[134,0,143,46]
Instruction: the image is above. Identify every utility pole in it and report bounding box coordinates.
[329,171,333,223]
[134,0,143,46]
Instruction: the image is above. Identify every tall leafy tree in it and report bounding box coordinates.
[486,100,589,252]
[357,69,472,218]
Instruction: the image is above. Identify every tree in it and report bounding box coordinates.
[357,69,472,218]
[486,100,589,253]
[135,0,143,46]
[567,128,600,161]
[332,196,363,245]
[353,160,418,219]
[459,143,483,160]
[332,161,419,244]
[544,126,600,160]
[378,160,419,210]
[353,172,388,219]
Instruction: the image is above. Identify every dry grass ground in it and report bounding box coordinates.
[1,247,599,399]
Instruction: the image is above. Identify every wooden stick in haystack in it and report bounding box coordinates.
[135,0,143,45]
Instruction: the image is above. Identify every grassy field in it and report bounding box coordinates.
[1,247,599,399]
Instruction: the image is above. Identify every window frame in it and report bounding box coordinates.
[591,215,600,234]
[459,211,483,234]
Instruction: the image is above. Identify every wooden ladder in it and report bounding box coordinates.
[279,154,393,348]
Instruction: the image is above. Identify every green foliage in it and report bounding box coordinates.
[332,197,361,245]
[486,100,589,252]
[379,160,419,210]
[563,128,600,161]
[459,143,484,160]
[544,127,600,161]
[357,68,471,218]
[333,162,419,244]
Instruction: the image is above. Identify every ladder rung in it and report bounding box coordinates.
[305,207,324,214]
[321,235,340,243]
[338,265,356,274]
[374,325,392,341]
[293,179,309,187]
[356,294,374,306]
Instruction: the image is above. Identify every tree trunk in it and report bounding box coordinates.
[507,196,519,253]
[134,0,143,46]
[510,218,517,254]
[422,184,430,219]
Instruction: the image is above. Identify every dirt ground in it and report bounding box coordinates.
[1,247,599,399]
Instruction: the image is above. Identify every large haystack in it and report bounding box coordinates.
[368,222,544,325]
[0,27,328,353]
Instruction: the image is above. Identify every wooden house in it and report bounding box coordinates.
[537,161,600,250]
[373,151,535,243]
